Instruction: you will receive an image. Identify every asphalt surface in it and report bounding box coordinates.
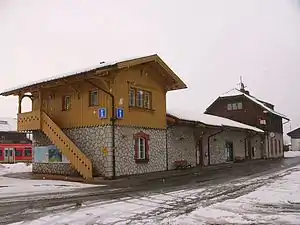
[1,157,300,224]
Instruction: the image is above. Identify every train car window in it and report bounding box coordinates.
[25,148,32,156]
[15,150,23,157]
[0,150,2,156]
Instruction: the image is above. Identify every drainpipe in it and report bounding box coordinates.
[84,79,116,179]
[207,128,224,165]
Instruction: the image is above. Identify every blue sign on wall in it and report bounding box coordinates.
[116,108,124,119]
[99,108,107,119]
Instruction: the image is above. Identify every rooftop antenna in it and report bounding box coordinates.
[238,76,247,91]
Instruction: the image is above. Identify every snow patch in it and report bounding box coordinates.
[284,151,300,158]
[167,108,264,133]
[0,163,100,198]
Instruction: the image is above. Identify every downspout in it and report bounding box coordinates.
[84,79,116,179]
[207,128,224,165]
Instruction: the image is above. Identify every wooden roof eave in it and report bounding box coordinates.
[0,66,116,96]
[117,55,187,91]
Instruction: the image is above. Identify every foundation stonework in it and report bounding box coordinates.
[32,163,78,176]
[115,126,166,176]
[32,125,167,177]
[32,126,112,177]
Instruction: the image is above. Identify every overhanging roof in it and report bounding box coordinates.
[0,54,187,96]
[207,88,289,121]
[167,108,264,133]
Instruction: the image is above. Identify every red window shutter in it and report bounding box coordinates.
[134,138,138,160]
[145,138,149,160]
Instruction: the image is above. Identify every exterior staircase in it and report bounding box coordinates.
[41,112,93,180]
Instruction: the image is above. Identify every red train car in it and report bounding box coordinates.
[0,131,32,163]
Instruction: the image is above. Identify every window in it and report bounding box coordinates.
[137,90,144,107]
[144,92,151,109]
[24,148,32,156]
[15,150,22,157]
[227,104,232,111]
[274,139,278,154]
[232,103,237,110]
[134,132,150,163]
[278,140,281,153]
[0,149,2,156]
[129,88,135,107]
[137,138,146,159]
[237,102,243,109]
[62,95,71,111]
[89,90,99,106]
[227,102,243,111]
[129,87,152,110]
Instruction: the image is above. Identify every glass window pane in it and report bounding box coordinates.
[227,104,232,110]
[137,90,143,107]
[129,89,135,106]
[237,102,243,109]
[144,92,150,109]
[232,103,237,110]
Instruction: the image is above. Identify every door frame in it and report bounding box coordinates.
[198,139,204,166]
[225,141,234,162]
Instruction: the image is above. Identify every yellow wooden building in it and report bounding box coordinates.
[0,54,187,179]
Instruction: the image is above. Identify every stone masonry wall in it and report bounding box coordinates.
[115,126,166,176]
[33,125,166,178]
[32,126,113,177]
[166,125,197,170]
[202,129,248,165]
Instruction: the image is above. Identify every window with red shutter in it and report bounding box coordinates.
[133,132,150,163]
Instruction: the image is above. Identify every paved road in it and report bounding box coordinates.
[1,157,300,224]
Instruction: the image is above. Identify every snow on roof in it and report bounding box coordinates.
[0,117,17,131]
[167,108,264,133]
[1,54,174,95]
[220,88,288,120]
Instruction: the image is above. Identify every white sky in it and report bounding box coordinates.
[1,0,300,134]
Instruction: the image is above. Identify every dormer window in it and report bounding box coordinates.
[227,102,243,111]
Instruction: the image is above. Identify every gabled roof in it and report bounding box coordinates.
[167,108,264,133]
[287,127,300,138]
[0,54,187,96]
[215,88,289,120]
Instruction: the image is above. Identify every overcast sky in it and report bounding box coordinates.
[1,0,300,135]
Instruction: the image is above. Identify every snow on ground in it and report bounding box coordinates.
[12,166,300,225]
[0,163,99,198]
[284,150,300,158]
[166,167,300,225]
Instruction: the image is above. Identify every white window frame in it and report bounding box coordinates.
[129,88,135,106]
[137,90,144,108]
[90,90,99,106]
[63,96,71,110]
[237,102,243,110]
[137,137,146,159]
[227,103,232,111]
[144,92,150,109]
[232,103,238,110]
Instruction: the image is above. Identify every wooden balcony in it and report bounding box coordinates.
[17,110,41,131]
